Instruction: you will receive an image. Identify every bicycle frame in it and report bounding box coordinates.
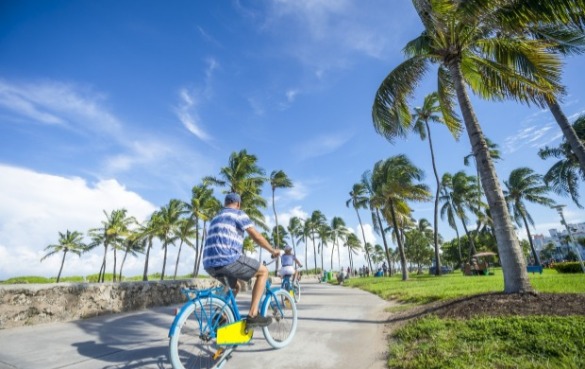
[168,278,282,339]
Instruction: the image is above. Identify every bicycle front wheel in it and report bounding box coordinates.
[168,297,235,369]
[261,289,297,348]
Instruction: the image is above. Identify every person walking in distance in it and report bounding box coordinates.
[203,193,280,327]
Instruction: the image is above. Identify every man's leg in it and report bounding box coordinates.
[248,264,268,317]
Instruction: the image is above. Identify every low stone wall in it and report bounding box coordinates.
[0,278,227,330]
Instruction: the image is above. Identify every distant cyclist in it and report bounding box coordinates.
[279,245,303,283]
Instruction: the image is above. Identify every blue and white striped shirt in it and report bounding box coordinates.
[203,207,253,268]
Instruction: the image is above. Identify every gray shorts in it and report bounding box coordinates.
[205,255,260,289]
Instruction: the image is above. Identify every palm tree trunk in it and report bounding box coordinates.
[547,98,585,174]
[161,237,168,280]
[174,241,184,280]
[119,248,129,281]
[375,208,393,276]
[311,235,318,273]
[425,121,442,276]
[355,208,373,271]
[57,251,67,283]
[100,244,108,283]
[142,239,152,281]
[521,212,540,266]
[389,200,408,281]
[459,215,477,260]
[192,220,200,277]
[272,189,281,274]
[449,61,531,293]
[112,247,117,283]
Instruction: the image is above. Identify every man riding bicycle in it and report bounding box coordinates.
[203,192,280,327]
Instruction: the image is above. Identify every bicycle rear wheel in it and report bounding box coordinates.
[293,281,301,303]
[261,289,297,348]
[169,297,235,369]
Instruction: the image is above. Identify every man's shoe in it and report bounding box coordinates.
[245,315,272,327]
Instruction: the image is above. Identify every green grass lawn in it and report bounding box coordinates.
[346,269,585,369]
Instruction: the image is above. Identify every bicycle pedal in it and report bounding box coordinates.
[213,348,225,360]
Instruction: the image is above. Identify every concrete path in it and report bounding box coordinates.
[0,279,392,369]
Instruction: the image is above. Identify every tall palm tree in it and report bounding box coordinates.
[504,167,556,266]
[305,211,326,273]
[330,217,349,270]
[372,155,431,281]
[346,183,373,271]
[450,171,482,260]
[41,230,85,283]
[173,217,196,280]
[194,195,221,276]
[119,228,146,281]
[345,232,362,272]
[90,209,134,283]
[373,0,571,293]
[412,92,455,275]
[270,169,293,270]
[362,170,393,274]
[204,149,268,229]
[141,212,159,281]
[539,115,585,208]
[287,216,304,259]
[187,183,213,276]
[439,173,463,264]
[155,199,187,280]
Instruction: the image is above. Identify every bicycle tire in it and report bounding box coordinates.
[261,289,297,348]
[293,281,301,303]
[169,296,236,369]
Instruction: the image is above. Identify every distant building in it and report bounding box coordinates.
[532,222,585,261]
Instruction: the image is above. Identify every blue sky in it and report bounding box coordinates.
[1,0,584,280]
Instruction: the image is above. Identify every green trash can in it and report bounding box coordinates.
[327,271,332,281]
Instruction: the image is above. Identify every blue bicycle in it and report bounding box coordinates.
[281,270,301,303]
[168,275,297,369]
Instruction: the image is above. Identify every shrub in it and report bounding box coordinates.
[553,261,585,274]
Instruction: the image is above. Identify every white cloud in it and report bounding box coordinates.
[0,164,157,280]
[0,79,121,134]
[295,132,352,160]
[176,87,212,141]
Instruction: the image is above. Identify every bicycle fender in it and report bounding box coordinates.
[168,301,195,338]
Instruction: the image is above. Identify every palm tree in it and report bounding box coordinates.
[346,183,373,271]
[204,149,268,229]
[450,171,482,260]
[345,232,362,272]
[194,195,221,276]
[141,212,159,281]
[90,209,134,283]
[439,173,463,264]
[539,115,585,208]
[119,229,146,281]
[155,199,187,280]
[362,170,393,274]
[372,155,431,281]
[305,211,326,273]
[173,217,196,280]
[270,169,293,270]
[412,92,455,275]
[41,230,85,283]
[330,217,349,270]
[372,0,570,293]
[287,216,304,259]
[187,183,213,276]
[504,167,556,266]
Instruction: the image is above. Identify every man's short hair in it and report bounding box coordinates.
[225,192,241,205]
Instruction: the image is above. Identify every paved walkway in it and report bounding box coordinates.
[0,279,392,369]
